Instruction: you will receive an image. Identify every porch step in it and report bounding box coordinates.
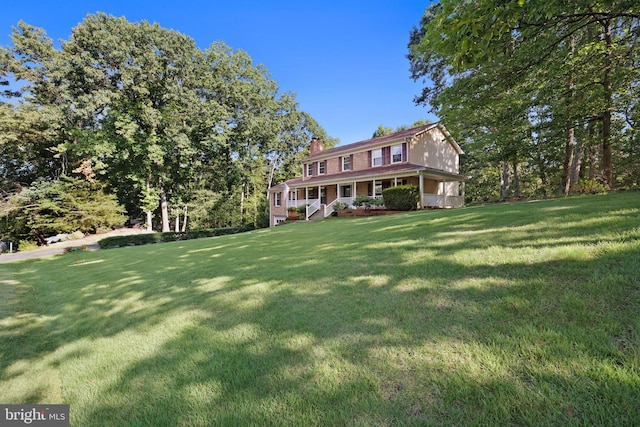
[309,208,325,220]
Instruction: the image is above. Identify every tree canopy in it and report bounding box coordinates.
[0,13,331,243]
[408,0,640,200]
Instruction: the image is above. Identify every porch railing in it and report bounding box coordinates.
[422,194,464,208]
[306,199,321,219]
[286,199,307,209]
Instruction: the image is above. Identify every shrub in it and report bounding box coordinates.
[97,225,255,249]
[382,185,419,210]
[574,178,609,194]
[0,177,125,245]
[333,202,348,212]
[353,195,383,209]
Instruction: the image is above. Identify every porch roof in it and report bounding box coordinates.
[269,163,466,192]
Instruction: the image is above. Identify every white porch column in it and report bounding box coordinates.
[371,179,375,196]
[305,187,308,204]
[443,179,447,207]
[419,173,424,209]
[394,177,398,186]
[317,185,321,204]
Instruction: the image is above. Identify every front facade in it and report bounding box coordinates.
[268,123,465,227]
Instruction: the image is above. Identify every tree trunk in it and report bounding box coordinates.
[500,162,510,201]
[562,126,576,195]
[174,211,179,232]
[562,35,576,196]
[181,205,188,232]
[512,162,520,198]
[160,187,170,232]
[570,143,583,187]
[146,178,153,232]
[600,19,613,188]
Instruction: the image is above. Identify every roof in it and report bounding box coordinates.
[305,122,463,161]
[269,163,466,192]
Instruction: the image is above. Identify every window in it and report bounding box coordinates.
[342,156,351,171]
[372,149,382,166]
[374,183,383,197]
[307,163,313,176]
[341,185,352,198]
[274,192,282,206]
[319,160,326,174]
[392,144,403,163]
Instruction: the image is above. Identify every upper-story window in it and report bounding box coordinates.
[319,160,326,174]
[342,156,351,171]
[372,149,383,166]
[274,192,282,206]
[307,163,313,176]
[392,144,403,163]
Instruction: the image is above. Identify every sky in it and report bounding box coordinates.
[1,0,436,145]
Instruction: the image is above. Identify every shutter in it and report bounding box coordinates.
[402,142,408,162]
[383,146,391,165]
[314,162,318,175]
[350,154,354,170]
[368,151,372,168]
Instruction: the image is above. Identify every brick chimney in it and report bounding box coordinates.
[310,137,323,156]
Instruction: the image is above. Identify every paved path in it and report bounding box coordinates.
[0,229,152,264]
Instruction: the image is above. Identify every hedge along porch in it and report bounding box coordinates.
[268,123,466,226]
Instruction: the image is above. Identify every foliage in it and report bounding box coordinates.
[332,201,348,212]
[352,195,384,209]
[97,225,254,248]
[0,177,125,245]
[381,185,419,210]
[0,13,331,239]
[574,178,610,194]
[408,1,640,199]
[1,191,638,425]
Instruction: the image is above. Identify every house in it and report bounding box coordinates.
[268,123,465,227]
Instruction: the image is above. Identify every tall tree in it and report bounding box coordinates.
[409,0,640,197]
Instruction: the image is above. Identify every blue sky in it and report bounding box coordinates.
[1,0,435,145]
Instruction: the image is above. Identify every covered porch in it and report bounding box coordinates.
[286,170,465,220]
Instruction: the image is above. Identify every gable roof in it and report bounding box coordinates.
[305,122,463,161]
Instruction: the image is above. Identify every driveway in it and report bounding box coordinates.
[0,229,154,263]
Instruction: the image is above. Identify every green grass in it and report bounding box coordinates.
[1,192,639,426]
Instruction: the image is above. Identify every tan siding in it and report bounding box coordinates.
[352,151,369,171]
[326,157,341,175]
[409,128,459,173]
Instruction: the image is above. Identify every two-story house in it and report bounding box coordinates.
[268,123,465,227]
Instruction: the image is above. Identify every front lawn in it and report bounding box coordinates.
[1,192,638,425]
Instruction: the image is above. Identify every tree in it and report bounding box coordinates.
[1,14,332,239]
[0,177,125,245]
[408,1,640,198]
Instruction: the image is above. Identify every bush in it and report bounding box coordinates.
[353,195,384,209]
[574,178,609,194]
[333,202,348,212]
[98,225,255,249]
[0,177,125,245]
[382,185,419,210]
